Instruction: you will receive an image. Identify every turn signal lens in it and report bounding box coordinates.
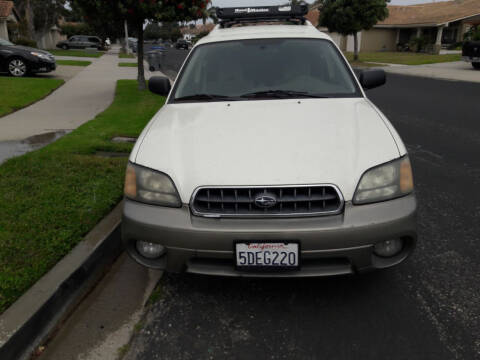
[400,158,414,193]
[124,164,137,198]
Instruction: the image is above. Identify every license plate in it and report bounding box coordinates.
[235,242,299,269]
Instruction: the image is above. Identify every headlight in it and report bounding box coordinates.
[30,51,50,60]
[124,163,181,207]
[353,157,414,205]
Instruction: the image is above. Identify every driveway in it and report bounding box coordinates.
[122,66,480,359]
[37,65,86,82]
[384,61,480,83]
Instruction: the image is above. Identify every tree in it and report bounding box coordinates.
[73,0,211,90]
[144,22,163,40]
[144,22,181,41]
[14,0,67,40]
[318,0,389,60]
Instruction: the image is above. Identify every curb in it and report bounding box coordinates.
[0,202,124,360]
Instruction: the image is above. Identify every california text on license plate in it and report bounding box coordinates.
[235,242,299,269]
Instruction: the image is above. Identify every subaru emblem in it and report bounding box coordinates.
[255,195,277,208]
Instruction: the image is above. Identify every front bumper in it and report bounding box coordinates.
[30,59,56,73]
[122,194,417,277]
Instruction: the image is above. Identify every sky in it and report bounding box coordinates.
[211,0,450,6]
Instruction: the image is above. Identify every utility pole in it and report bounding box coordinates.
[124,20,131,54]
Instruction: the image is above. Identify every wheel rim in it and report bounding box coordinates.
[9,59,26,77]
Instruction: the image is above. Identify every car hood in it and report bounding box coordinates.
[133,98,403,202]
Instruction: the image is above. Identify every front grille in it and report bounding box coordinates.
[191,185,343,217]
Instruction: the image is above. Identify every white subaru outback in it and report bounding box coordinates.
[122,5,417,277]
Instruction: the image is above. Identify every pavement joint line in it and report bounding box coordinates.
[0,201,125,360]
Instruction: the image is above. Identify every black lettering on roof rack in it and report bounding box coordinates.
[217,4,309,28]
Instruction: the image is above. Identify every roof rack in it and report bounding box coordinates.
[217,4,309,28]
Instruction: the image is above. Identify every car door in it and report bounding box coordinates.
[80,36,90,48]
[69,36,81,49]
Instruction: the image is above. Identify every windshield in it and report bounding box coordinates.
[0,39,14,46]
[172,38,360,102]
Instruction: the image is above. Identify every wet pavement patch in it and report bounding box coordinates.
[112,136,138,143]
[0,131,69,164]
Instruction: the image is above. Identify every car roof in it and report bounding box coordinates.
[196,21,332,46]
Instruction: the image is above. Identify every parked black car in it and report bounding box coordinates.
[0,38,56,77]
[462,41,480,69]
[56,35,104,50]
[175,39,189,50]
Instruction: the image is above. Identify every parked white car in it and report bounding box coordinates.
[122,5,417,277]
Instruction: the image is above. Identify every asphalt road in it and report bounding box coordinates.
[125,51,480,360]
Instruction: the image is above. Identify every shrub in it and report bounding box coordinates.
[409,36,427,52]
[464,26,480,41]
[447,42,463,50]
[60,23,95,39]
[14,37,38,48]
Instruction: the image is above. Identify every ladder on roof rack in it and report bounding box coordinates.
[216,4,309,28]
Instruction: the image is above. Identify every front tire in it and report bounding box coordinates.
[8,58,28,77]
[473,62,480,70]
[62,44,69,50]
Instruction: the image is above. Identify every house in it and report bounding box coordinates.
[308,0,480,53]
[0,0,19,42]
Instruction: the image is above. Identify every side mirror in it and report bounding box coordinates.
[359,69,386,90]
[148,76,171,96]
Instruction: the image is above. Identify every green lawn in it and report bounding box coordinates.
[119,53,136,59]
[57,60,92,67]
[49,49,104,58]
[0,77,64,117]
[0,80,165,314]
[119,62,138,67]
[345,52,462,65]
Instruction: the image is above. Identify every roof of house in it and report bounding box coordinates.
[306,0,480,29]
[378,0,480,27]
[0,0,14,19]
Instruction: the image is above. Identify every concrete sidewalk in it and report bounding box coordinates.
[383,61,480,83]
[0,49,153,142]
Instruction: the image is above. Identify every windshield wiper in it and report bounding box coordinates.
[240,90,329,99]
[174,94,240,102]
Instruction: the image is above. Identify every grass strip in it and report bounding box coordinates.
[119,62,138,67]
[49,49,104,58]
[57,60,92,67]
[0,80,165,314]
[119,53,136,59]
[0,77,64,117]
[345,52,461,65]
